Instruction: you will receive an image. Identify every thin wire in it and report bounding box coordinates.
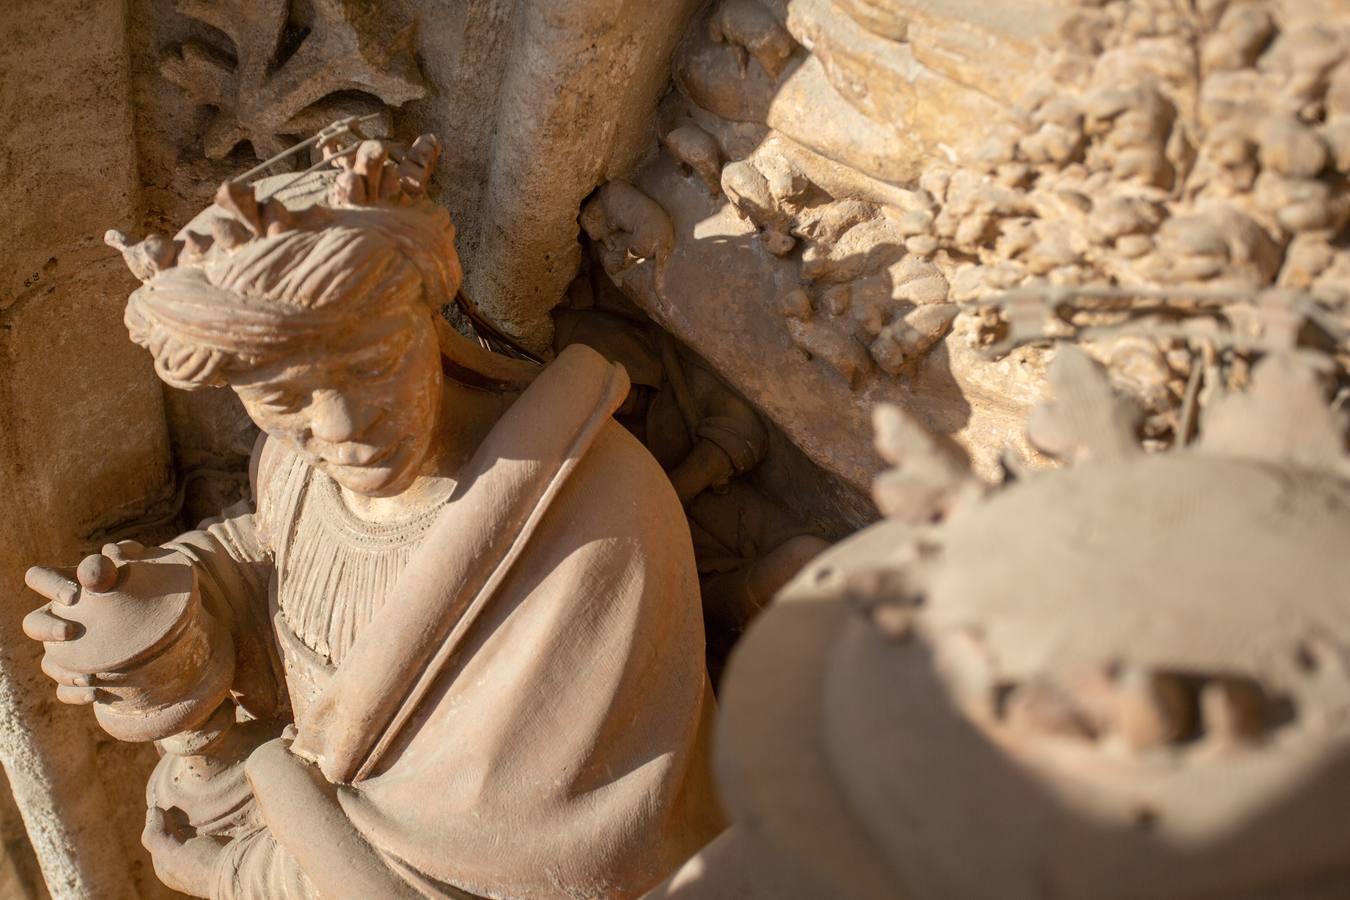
[262,144,361,198]
[232,113,384,184]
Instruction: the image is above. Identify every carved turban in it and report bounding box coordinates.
[114,137,462,390]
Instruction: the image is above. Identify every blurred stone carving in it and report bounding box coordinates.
[161,0,426,162]
[655,340,1350,900]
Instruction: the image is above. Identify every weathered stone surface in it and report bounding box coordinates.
[462,0,705,352]
[606,157,1044,488]
[0,2,177,898]
[159,0,426,161]
[13,1,1350,896]
[585,0,1350,492]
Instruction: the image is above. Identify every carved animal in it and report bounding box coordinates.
[579,180,675,265]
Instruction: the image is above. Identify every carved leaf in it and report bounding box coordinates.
[1199,351,1349,472]
[1027,345,1142,463]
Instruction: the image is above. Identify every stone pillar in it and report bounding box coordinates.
[0,1,176,896]
[462,0,705,351]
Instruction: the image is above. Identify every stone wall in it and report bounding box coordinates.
[0,1,181,897]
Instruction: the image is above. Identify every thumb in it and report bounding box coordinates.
[142,806,180,851]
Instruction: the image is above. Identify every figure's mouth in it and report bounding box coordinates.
[322,437,400,468]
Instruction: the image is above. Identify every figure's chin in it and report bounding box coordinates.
[321,439,425,497]
[328,464,405,496]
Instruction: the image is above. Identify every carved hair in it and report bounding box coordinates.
[112,137,461,390]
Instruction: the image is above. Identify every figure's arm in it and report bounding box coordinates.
[141,807,319,900]
[667,367,768,505]
[165,500,284,721]
[22,439,284,735]
[182,739,420,900]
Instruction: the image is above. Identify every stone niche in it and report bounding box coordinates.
[3,0,1350,897]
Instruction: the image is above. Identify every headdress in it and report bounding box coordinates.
[108,117,536,390]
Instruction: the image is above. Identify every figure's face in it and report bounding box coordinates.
[233,303,443,496]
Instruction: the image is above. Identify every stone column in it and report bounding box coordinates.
[0,1,176,896]
[462,0,705,351]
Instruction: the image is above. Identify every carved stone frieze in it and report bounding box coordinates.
[581,0,1350,491]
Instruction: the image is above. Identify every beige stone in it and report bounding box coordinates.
[11,1,1350,896]
[664,347,1350,900]
[22,145,721,898]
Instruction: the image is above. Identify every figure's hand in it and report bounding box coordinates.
[22,541,148,704]
[142,806,228,898]
[669,439,737,506]
[22,541,213,735]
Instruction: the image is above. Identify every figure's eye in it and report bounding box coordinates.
[255,388,306,415]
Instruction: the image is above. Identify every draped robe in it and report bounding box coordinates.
[186,345,722,898]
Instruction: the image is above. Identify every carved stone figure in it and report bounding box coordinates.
[655,343,1350,899]
[21,136,722,899]
[15,2,1350,896]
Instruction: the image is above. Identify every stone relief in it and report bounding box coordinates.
[22,135,722,898]
[161,0,426,163]
[7,1,1350,898]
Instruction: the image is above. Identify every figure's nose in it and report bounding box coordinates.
[309,390,375,444]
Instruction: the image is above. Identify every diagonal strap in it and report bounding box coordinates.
[290,345,630,784]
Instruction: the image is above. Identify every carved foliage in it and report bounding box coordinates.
[161,0,426,161]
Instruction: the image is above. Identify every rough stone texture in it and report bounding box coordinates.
[0,773,49,900]
[581,0,1350,492]
[579,0,1069,489]
[617,156,1047,489]
[0,2,181,898]
[159,0,426,161]
[461,0,706,352]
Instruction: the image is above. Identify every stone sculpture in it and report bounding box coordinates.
[21,134,722,899]
[655,339,1350,899]
[12,2,1350,897]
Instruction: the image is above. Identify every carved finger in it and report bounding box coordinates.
[142,806,221,897]
[22,607,80,643]
[41,655,94,688]
[55,685,98,705]
[102,540,144,562]
[77,553,120,593]
[142,807,177,851]
[335,169,366,205]
[353,140,388,200]
[398,134,440,198]
[24,566,79,606]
